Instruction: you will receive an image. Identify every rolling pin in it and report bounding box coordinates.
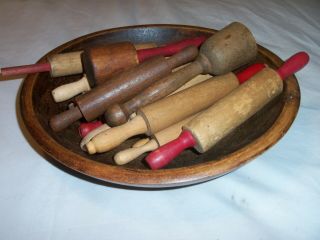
[145,52,310,169]
[0,42,154,78]
[50,37,207,102]
[85,63,265,154]
[104,21,258,126]
[49,45,199,132]
[78,72,212,136]
[0,37,205,79]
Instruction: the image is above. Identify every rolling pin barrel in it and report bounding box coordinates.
[82,42,139,86]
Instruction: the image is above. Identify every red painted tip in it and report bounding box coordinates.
[137,35,208,63]
[277,52,309,80]
[236,63,266,84]
[79,121,103,138]
[0,63,51,77]
[146,130,196,170]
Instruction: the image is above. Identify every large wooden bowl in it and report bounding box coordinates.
[19,24,300,188]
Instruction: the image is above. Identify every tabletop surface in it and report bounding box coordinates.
[0,0,319,239]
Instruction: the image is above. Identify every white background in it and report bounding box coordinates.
[0,0,319,239]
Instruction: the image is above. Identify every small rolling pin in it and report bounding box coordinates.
[145,52,310,169]
[85,63,265,154]
[0,36,205,79]
[78,72,212,137]
[114,114,197,165]
[51,37,207,102]
[104,21,258,126]
[49,45,199,132]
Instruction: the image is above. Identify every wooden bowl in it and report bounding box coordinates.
[19,24,300,188]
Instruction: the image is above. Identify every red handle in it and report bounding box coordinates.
[146,130,196,170]
[236,63,266,84]
[277,52,309,80]
[137,36,207,63]
[79,121,103,138]
[1,63,51,77]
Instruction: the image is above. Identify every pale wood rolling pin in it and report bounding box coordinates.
[50,37,207,102]
[104,21,258,126]
[145,52,309,169]
[78,72,212,137]
[49,45,198,132]
[85,63,265,154]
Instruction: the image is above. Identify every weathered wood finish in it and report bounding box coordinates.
[48,51,83,77]
[19,24,300,188]
[82,42,138,86]
[186,68,283,153]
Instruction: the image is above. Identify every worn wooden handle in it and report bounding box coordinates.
[51,75,91,102]
[85,115,148,154]
[114,140,158,165]
[49,107,83,132]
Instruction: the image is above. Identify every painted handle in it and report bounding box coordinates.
[1,63,51,77]
[146,130,196,170]
[137,36,207,62]
[236,63,266,84]
[79,121,103,137]
[277,52,309,80]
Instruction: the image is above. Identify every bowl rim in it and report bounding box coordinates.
[19,24,300,188]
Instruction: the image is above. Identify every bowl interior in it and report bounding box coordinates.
[20,25,299,187]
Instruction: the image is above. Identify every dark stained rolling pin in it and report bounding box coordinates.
[145,52,310,169]
[0,42,157,78]
[50,37,207,102]
[49,46,199,132]
[85,63,265,154]
[104,21,258,126]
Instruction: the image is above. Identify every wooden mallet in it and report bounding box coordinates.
[145,52,310,170]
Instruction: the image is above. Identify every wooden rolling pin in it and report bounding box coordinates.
[104,22,258,126]
[49,46,198,132]
[0,36,205,79]
[78,72,212,136]
[51,37,207,102]
[85,63,265,154]
[0,42,153,78]
[145,52,310,169]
